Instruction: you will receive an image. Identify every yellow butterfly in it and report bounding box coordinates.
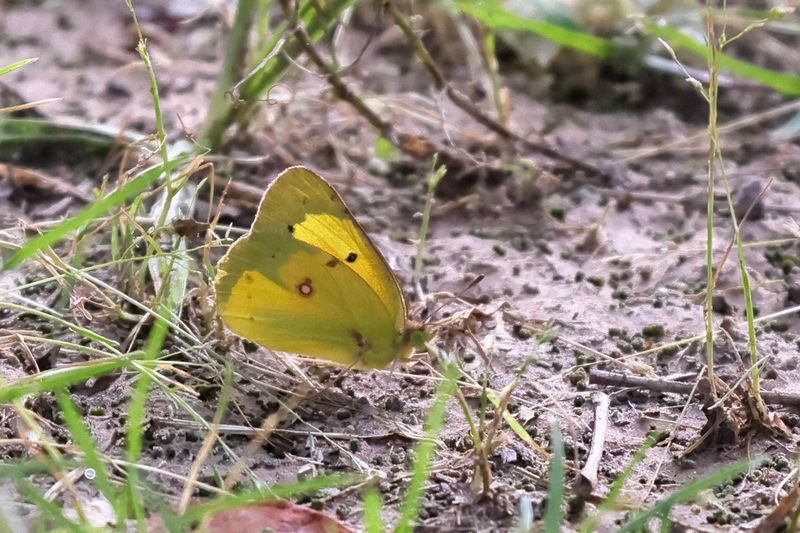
[215,166,426,368]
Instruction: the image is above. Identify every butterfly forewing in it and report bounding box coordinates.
[215,166,412,368]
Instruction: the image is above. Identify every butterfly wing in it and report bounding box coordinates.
[215,166,411,368]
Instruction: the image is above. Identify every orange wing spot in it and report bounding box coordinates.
[297,278,314,297]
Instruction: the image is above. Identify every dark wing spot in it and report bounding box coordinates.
[326,258,340,268]
[351,330,365,348]
[346,252,358,263]
[297,278,313,297]
[351,330,371,355]
[287,225,294,233]
[243,272,253,282]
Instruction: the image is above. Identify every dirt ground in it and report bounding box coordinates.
[2,1,800,531]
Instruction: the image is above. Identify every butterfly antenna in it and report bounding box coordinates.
[422,274,485,326]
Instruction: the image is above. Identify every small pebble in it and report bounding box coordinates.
[385,395,405,413]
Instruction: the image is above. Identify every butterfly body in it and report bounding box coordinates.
[215,166,424,368]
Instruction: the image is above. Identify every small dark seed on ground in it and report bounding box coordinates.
[523,284,540,295]
[310,500,324,511]
[712,294,734,315]
[385,395,404,413]
[513,323,535,340]
[568,368,587,387]
[587,275,604,287]
[642,324,665,339]
[787,283,800,304]
[769,321,790,332]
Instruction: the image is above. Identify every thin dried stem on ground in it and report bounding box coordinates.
[384,0,616,182]
[574,392,610,498]
[0,164,88,201]
[754,486,800,533]
[589,369,800,407]
[557,335,655,376]
[643,367,706,500]
[699,176,773,385]
[278,0,617,182]
[277,0,452,165]
[617,98,800,163]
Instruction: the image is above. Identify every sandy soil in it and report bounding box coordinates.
[2,1,800,531]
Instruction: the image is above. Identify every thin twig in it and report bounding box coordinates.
[559,336,654,376]
[385,0,615,182]
[589,369,800,407]
[221,386,306,491]
[643,367,706,500]
[711,177,774,292]
[754,486,800,533]
[575,392,610,497]
[617,98,800,163]
[280,0,391,137]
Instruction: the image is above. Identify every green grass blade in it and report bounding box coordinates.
[124,0,171,193]
[363,486,385,533]
[578,431,663,533]
[394,365,458,533]
[179,474,360,523]
[1,302,120,352]
[125,306,171,524]
[149,182,195,314]
[55,390,125,525]
[0,489,26,533]
[617,458,762,532]
[543,425,565,533]
[485,379,549,461]
[645,22,800,95]
[2,154,189,271]
[414,160,447,297]
[15,480,82,533]
[200,0,356,149]
[0,118,144,157]
[204,0,259,137]
[0,57,37,76]
[0,457,65,478]
[454,0,613,58]
[0,356,134,404]
[514,494,534,532]
[11,335,119,360]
